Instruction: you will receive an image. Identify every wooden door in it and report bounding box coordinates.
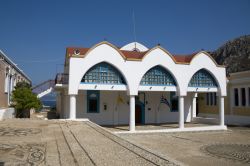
[135,105,141,124]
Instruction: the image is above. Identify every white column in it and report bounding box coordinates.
[69,95,76,119]
[219,96,225,126]
[4,74,9,93]
[192,93,197,119]
[178,96,184,129]
[10,75,13,93]
[129,95,135,131]
[7,75,11,105]
[246,87,249,107]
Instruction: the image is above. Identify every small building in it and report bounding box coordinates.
[0,50,31,107]
[198,70,250,125]
[0,50,31,119]
[55,42,227,131]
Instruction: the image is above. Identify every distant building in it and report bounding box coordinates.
[198,70,250,125]
[0,50,31,108]
[55,41,227,131]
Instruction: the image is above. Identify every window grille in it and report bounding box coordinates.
[140,66,176,86]
[188,69,217,87]
[82,62,125,84]
[206,93,217,106]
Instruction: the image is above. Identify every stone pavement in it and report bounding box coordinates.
[0,119,180,166]
[119,126,250,166]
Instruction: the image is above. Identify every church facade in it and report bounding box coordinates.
[55,41,227,132]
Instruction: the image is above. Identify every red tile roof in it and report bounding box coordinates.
[120,50,148,59]
[66,47,198,63]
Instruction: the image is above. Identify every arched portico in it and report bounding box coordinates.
[187,68,225,127]
[63,41,227,132]
[130,65,186,130]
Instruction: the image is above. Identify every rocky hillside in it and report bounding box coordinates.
[211,35,250,74]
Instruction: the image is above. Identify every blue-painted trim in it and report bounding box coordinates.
[139,84,176,87]
[80,82,125,85]
[87,90,100,113]
[188,86,217,88]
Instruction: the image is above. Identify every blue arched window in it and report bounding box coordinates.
[140,66,176,86]
[81,62,126,84]
[188,69,217,87]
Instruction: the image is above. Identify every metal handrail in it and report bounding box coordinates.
[55,73,68,84]
[32,80,55,94]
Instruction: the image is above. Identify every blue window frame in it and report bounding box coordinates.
[188,69,217,87]
[87,90,100,113]
[82,62,125,84]
[170,92,178,112]
[140,66,176,86]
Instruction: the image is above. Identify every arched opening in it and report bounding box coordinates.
[138,65,179,125]
[188,69,220,125]
[77,62,129,125]
[81,62,126,85]
[188,69,218,88]
[140,66,176,86]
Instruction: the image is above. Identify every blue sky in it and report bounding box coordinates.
[0,0,250,85]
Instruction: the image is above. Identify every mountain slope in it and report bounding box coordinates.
[211,35,250,74]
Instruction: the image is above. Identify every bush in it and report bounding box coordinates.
[11,82,42,118]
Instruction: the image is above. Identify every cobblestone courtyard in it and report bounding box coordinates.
[119,126,250,166]
[0,119,250,165]
[0,119,179,166]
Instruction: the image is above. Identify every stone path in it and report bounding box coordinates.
[0,119,179,166]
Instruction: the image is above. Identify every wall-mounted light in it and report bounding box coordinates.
[103,103,107,110]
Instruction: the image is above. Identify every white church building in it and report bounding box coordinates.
[55,41,227,132]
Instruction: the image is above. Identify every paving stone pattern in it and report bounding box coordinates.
[0,119,179,166]
[202,144,250,164]
[120,128,250,166]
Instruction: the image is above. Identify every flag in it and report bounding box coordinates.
[160,95,170,108]
[116,95,124,104]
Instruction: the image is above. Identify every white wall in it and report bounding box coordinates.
[145,92,191,123]
[0,107,15,120]
[61,41,227,125]
[68,42,227,97]
[76,91,129,125]
[71,91,192,125]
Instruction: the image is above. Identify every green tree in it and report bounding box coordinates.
[11,81,42,118]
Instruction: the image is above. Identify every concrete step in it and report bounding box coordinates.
[193,117,219,124]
